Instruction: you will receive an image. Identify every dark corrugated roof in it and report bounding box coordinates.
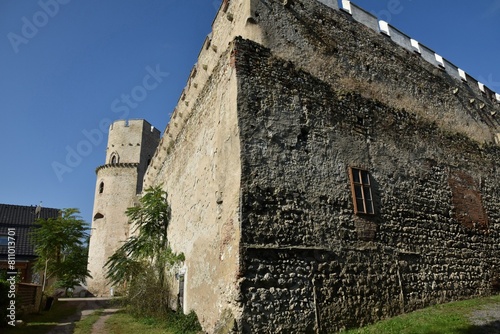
[0,204,60,258]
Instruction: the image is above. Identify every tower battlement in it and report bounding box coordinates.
[109,119,160,133]
[339,0,500,104]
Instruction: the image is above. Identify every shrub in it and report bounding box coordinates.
[167,310,202,333]
[125,265,171,318]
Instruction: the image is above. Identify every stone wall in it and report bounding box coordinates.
[339,0,500,103]
[234,34,500,332]
[248,0,499,143]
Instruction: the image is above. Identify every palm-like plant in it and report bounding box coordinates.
[105,185,183,306]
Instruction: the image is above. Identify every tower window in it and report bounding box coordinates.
[93,213,104,220]
[110,152,119,164]
[348,167,375,215]
[99,182,104,194]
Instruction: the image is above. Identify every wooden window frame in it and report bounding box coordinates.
[348,167,375,215]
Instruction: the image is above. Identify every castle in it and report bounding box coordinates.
[87,0,500,332]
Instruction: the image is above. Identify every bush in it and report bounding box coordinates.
[124,265,171,318]
[120,265,201,333]
[167,310,202,333]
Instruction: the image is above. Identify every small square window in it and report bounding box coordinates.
[348,167,375,215]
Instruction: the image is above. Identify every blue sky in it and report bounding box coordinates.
[0,0,498,224]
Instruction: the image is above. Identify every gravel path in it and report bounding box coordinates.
[468,303,500,334]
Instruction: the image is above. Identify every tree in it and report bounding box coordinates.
[106,185,183,314]
[30,208,91,295]
[55,243,90,292]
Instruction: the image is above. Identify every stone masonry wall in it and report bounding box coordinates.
[247,0,499,143]
[234,34,500,333]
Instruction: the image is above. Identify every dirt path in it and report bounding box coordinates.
[90,308,120,334]
[45,298,113,334]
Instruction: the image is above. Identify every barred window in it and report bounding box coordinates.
[348,167,375,215]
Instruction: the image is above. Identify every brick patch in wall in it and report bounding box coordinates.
[448,170,488,230]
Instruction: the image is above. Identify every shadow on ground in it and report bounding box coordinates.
[458,320,500,334]
[45,298,115,334]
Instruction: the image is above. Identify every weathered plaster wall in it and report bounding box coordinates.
[87,165,139,296]
[234,34,500,333]
[138,0,271,331]
[107,120,160,192]
[142,0,263,171]
[143,48,242,332]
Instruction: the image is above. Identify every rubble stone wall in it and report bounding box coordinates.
[235,35,500,333]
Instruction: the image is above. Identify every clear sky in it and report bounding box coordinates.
[0,0,499,224]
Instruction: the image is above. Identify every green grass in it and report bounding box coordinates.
[3,299,78,334]
[343,295,500,334]
[104,309,201,334]
[104,311,176,334]
[73,309,104,334]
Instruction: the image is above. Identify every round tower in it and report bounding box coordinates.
[87,119,160,296]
